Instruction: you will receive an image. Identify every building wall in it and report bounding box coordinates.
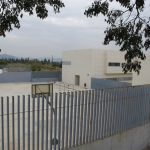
[62,49,92,88]
[62,49,133,88]
[132,53,150,86]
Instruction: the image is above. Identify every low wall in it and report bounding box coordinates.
[69,123,150,150]
[32,78,59,82]
[0,71,62,83]
[0,72,31,83]
[91,77,132,89]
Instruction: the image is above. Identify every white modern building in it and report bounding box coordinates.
[62,49,150,89]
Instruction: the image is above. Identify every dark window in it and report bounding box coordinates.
[108,62,120,66]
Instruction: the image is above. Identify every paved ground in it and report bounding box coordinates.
[0,81,91,150]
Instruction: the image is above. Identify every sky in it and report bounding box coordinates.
[0,0,150,58]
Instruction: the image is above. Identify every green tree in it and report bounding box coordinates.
[0,59,7,65]
[27,59,42,71]
[84,0,150,74]
[0,0,65,37]
[0,59,7,69]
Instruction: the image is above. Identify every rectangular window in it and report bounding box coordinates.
[62,61,71,65]
[108,62,120,66]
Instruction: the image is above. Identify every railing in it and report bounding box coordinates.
[0,85,150,150]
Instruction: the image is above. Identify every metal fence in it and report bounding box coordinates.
[0,84,150,150]
[91,77,132,89]
[31,71,61,79]
[0,65,31,72]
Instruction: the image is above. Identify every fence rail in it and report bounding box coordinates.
[0,85,150,150]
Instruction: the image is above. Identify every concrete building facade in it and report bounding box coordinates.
[62,49,150,88]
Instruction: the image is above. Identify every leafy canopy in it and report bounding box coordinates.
[0,0,65,37]
[84,0,150,74]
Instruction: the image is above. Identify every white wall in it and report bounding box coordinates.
[68,123,150,150]
[132,53,150,86]
[62,49,92,88]
[62,49,150,88]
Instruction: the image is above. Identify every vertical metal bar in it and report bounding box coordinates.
[69,92,73,147]
[146,85,150,124]
[83,91,88,143]
[28,95,30,150]
[7,97,9,150]
[101,89,106,138]
[58,93,62,150]
[76,91,81,145]
[121,88,125,132]
[86,90,91,142]
[127,87,130,130]
[80,91,84,144]
[144,86,147,124]
[99,90,103,138]
[90,90,94,140]
[133,87,137,127]
[66,92,70,148]
[140,86,143,126]
[110,89,115,135]
[107,89,112,136]
[130,87,134,128]
[104,89,109,137]
[95,90,100,139]
[1,97,4,150]
[98,90,102,138]
[115,88,120,133]
[41,94,44,150]
[73,91,77,146]
[119,88,123,132]
[37,94,40,150]
[106,89,111,137]
[54,93,57,150]
[62,93,66,149]
[32,95,35,150]
[50,93,53,150]
[92,90,97,140]
[12,96,15,150]
[148,85,150,123]
[113,89,117,135]
[46,94,49,150]
[22,95,25,150]
[18,96,20,150]
[124,88,128,131]
[129,87,132,129]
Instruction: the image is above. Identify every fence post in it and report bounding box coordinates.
[1,97,4,150]
[17,96,20,150]
[12,96,15,150]
[22,95,25,150]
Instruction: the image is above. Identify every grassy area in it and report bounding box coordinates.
[7,62,62,71]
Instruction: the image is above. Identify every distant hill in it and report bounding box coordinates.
[0,54,18,59]
[0,54,62,62]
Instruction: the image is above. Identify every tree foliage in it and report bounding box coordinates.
[27,59,42,71]
[0,0,65,37]
[84,0,150,74]
[0,59,7,65]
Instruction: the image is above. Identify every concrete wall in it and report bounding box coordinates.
[69,123,150,150]
[0,72,31,83]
